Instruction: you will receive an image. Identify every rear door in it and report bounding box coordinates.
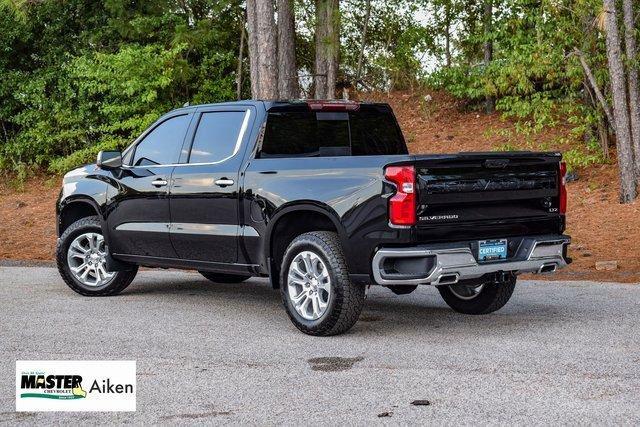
[108,112,192,258]
[168,106,253,263]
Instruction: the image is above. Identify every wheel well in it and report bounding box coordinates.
[269,210,338,288]
[59,202,99,235]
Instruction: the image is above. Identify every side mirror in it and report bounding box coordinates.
[97,150,122,170]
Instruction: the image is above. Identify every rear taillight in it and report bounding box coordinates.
[385,165,416,226]
[559,161,567,215]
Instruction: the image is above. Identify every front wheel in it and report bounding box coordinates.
[437,276,517,315]
[56,216,138,296]
[280,231,365,336]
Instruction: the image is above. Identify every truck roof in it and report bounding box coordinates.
[170,99,392,114]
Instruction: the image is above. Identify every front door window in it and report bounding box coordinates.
[132,114,191,166]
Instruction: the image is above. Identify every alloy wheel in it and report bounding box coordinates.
[287,250,331,320]
[66,232,115,287]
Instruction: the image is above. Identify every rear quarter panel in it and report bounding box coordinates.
[242,155,413,274]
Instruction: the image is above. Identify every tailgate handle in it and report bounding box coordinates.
[484,159,510,168]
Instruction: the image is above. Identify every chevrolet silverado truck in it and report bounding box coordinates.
[56,100,571,336]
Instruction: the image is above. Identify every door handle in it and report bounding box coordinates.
[151,178,168,187]
[214,178,235,187]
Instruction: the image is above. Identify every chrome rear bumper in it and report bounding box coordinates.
[371,235,570,286]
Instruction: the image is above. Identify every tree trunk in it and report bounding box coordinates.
[578,11,610,156]
[582,81,597,141]
[383,31,392,92]
[575,49,615,126]
[622,0,640,174]
[604,0,637,202]
[355,0,371,86]
[444,3,451,67]
[255,0,278,99]
[236,23,246,100]
[277,0,299,99]
[246,0,260,98]
[314,0,340,99]
[597,116,611,160]
[483,0,494,114]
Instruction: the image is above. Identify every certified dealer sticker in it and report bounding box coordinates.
[16,360,136,411]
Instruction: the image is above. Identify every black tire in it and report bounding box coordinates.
[387,285,418,295]
[198,271,251,283]
[437,276,517,315]
[56,216,138,296]
[280,231,365,336]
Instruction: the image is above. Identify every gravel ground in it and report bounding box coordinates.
[1,267,639,424]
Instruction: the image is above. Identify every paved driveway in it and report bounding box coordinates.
[1,267,638,424]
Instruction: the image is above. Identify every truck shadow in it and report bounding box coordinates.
[121,273,565,335]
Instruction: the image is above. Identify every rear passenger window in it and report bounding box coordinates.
[132,114,190,166]
[189,111,246,163]
[261,112,350,157]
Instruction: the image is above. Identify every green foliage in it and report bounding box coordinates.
[427,64,485,101]
[562,146,606,172]
[333,0,434,90]
[44,44,191,173]
[48,139,122,175]
[426,0,611,168]
[0,0,245,175]
[0,0,623,177]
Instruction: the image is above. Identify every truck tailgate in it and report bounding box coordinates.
[413,152,563,239]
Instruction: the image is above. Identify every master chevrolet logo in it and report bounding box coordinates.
[20,374,86,399]
[16,361,136,411]
[20,373,132,399]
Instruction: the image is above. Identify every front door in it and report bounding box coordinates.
[169,106,253,263]
[107,113,192,258]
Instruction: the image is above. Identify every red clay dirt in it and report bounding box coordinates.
[1,90,638,283]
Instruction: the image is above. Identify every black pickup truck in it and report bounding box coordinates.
[56,100,570,335]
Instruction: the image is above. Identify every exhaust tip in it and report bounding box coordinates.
[538,264,557,274]
[438,274,459,285]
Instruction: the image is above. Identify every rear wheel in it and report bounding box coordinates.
[280,231,365,336]
[437,275,516,314]
[56,216,138,296]
[198,271,251,283]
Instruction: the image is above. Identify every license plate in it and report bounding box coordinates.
[478,239,507,262]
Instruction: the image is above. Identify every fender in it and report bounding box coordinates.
[57,166,117,241]
[58,197,136,271]
[57,196,103,232]
[264,202,348,261]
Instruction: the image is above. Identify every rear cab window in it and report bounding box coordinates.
[260,104,407,158]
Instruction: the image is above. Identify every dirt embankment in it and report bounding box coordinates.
[1,91,638,282]
[0,177,58,261]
